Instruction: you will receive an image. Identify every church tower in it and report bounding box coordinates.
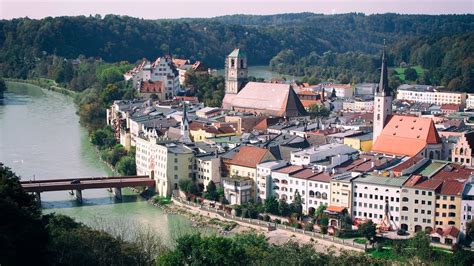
[225,49,248,94]
[181,103,192,143]
[373,41,392,144]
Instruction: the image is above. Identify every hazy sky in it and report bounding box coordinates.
[1,0,473,20]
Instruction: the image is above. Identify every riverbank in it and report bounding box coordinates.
[4,78,77,97]
[148,196,364,255]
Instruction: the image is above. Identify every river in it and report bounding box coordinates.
[0,81,204,243]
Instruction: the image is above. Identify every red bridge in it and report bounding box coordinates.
[21,175,155,203]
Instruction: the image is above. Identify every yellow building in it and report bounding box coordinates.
[344,133,373,152]
[329,173,359,216]
[227,146,276,201]
[189,122,237,142]
[435,181,464,229]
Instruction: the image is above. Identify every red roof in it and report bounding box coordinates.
[438,180,465,196]
[372,115,441,157]
[391,156,426,175]
[441,104,460,111]
[230,146,271,168]
[140,80,163,93]
[326,205,346,213]
[253,117,281,131]
[290,168,331,183]
[300,100,322,108]
[274,165,304,174]
[431,164,473,181]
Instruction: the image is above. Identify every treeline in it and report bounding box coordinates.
[270,32,473,91]
[0,13,472,74]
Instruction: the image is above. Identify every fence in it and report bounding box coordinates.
[172,196,366,251]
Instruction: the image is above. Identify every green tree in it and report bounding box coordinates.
[290,191,303,218]
[203,180,218,201]
[99,83,122,106]
[315,205,326,218]
[358,220,376,242]
[178,179,192,194]
[307,104,330,120]
[116,156,136,175]
[404,67,418,81]
[278,198,291,217]
[90,126,116,149]
[0,78,6,97]
[466,219,474,241]
[264,196,279,215]
[409,231,432,261]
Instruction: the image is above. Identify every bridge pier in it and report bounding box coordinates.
[35,192,41,204]
[113,187,122,200]
[75,189,83,204]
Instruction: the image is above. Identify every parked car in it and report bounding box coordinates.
[397,229,407,236]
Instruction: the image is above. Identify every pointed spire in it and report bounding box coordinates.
[376,39,390,96]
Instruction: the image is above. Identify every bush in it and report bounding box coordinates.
[242,209,250,218]
[304,223,314,232]
[152,196,172,205]
[321,226,328,234]
[291,222,302,229]
[233,205,242,217]
[336,230,363,239]
[319,217,329,227]
[263,214,270,222]
[274,219,281,224]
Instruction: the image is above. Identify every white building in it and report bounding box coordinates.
[135,136,195,197]
[342,98,374,112]
[290,143,357,166]
[461,179,474,238]
[352,175,409,230]
[288,168,331,214]
[466,94,474,110]
[319,83,354,98]
[397,85,466,107]
[195,153,221,188]
[256,160,288,202]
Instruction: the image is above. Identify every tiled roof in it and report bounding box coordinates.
[290,168,331,183]
[230,146,270,168]
[372,115,441,157]
[300,100,322,108]
[222,82,307,117]
[404,175,443,190]
[438,179,466,196]
[391,156,426,173]
[441,104,460,111]
[326,205,346,213]
[172,58,188,68]
[431,163,473,180]
[274,165,304,174]
[253,117,281,131]
[354,174,409,187]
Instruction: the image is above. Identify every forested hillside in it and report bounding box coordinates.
[0,13,472,90]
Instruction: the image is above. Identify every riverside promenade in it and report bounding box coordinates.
[171,197,366,254]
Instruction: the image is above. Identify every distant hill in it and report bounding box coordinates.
[0,13,472,90]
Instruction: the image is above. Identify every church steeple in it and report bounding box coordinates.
[373,40,393,144]
[181,103,192,143]
[376,40,390,97]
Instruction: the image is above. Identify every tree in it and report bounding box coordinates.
[307,104,330,120]
[319,216,329,234]
[447,77,462,91]
[315,205,326,218]
[278,199,291,217]
[90,126,116,149]
[290,191,303,218]
[409,231,432,261]
[99,83,123,106]
[178,179,192,194]
[466,219,474,241]
[116,156,136,175]
[331,88,337,98]
[404,67,418,81]
[0,78,6,97]
[203,180,218,201]
[264,196,279,215]
[358,220,376,242]
[340,214,353,230]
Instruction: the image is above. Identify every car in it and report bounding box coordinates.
[70,179,81,184]
[397,229,407,236]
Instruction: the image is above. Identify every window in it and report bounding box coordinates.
[422,191,426,196]
[428,191,432,196]
[402,197,409,202]
[415,190,419,195]
[415,209,418,213]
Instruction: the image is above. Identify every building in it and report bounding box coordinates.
[189,121,237,142]
[372,43,393,144]
[196,107,221,119]
[330,172,359,216]
[430,226,460,245]
[396,85,466,107]
[440,104,461,115]
[225,49,248,94]
[400,175,438,233]
[290,143,358,166]
[466,94,474,110]
[135,137,194,197]
[287,168,332,214]
[222,82,308,117]
[352,174,409,231]
[461,178,474,238]
[139,80,165,99]
[222,176,253,205]
[256,160,288,202]
[434,180,465,230]
[195,153,221,188]
[228,146,276,200]
[342,98,374,113]
[452,131,474,167]
[372,115,443,159]
[318,83,354,98]
[343,133,373,152]
[355,83,377,96]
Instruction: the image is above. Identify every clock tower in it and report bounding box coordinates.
[225,49,248,94]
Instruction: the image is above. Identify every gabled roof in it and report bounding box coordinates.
[230,146,270,168]
[140,80,163,93]
[438,180,465,196]
[372,115,441,157]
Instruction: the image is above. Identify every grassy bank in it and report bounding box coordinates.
[4,78,77,97]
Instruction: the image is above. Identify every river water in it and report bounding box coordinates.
[0,81,201,243]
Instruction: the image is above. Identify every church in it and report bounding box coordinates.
[221,49,307,117]
[371,43,443,159]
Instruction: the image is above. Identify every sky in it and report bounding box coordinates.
[1,0,473,20]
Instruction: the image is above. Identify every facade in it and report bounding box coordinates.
[397,85,466,107]
[451,131,474,167]
[195,154,221,188]
[319,83,354,98]
[256,160,288,202]
[343,133,373,152]
[372,44,393,144]
[461,179,474,238]
[466,94,474,110]
[435,180,464,230]
[342,99,374,112]
[288,168,332,214]
[225,49,248,94]
[352,174,409,230]
[135,137,194,197]
[222,176,253,205]
[330,173,359,216]
[400,175,437,233]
